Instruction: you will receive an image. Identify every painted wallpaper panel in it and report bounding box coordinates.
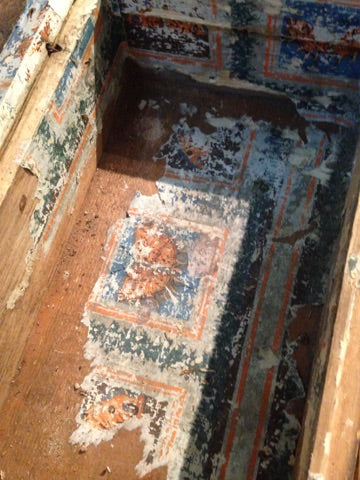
[106,0,360,124]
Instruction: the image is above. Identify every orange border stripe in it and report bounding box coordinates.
[316,0,359,6]
[244,136,327,479]
[219,165,296,480]
[238,130,257,185]
[272,248,300,353]
[246,367,275,479]
[302,112,354,127]
[211,0,217,18]
[221,134,328,479]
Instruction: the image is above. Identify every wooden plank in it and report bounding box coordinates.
[0,146,97,410]
[0,168,38,310]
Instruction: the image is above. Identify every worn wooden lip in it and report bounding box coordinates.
[0,0,74,155]
[0,0,99,207]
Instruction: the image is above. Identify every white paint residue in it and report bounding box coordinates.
[324,431,331,456]
[205,112,237,129]
[48,0,73,18]
[188,236,219,277]
[309,474,324,480]
[179,102,197,117]
[20,155,41,178]
[233,0,282,16]
[313,24,342,44]
[120,0,213,22]
[345,418,354,428]
[288,148,317,169]
[302,163,333,185]
[282,127,301,142]
[256,348,279,370]
[165,286,179,305]
[288,56,305,70]
[138,99,147,111]
[261,0,283,16]
[313,96,334,109]
[14,139,32,167]
[77,0,99,18]
[139,117,164,142]
[348,254,360,279]
[148,99,160,110]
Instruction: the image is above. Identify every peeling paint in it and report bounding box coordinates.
[0,0,74,151]
[24,1,126,246]
[348,254,360,281]
[71,101,357,478]
[4,0,127,308]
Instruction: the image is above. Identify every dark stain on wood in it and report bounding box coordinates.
[19,194,27,213]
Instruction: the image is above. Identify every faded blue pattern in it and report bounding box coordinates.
[100,217,202,322]
[280,0,360,79]
[54,17,95,107]
[155,121,250,187]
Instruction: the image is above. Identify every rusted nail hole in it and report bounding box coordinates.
[46,42,63,56]
[27,7,35,19]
